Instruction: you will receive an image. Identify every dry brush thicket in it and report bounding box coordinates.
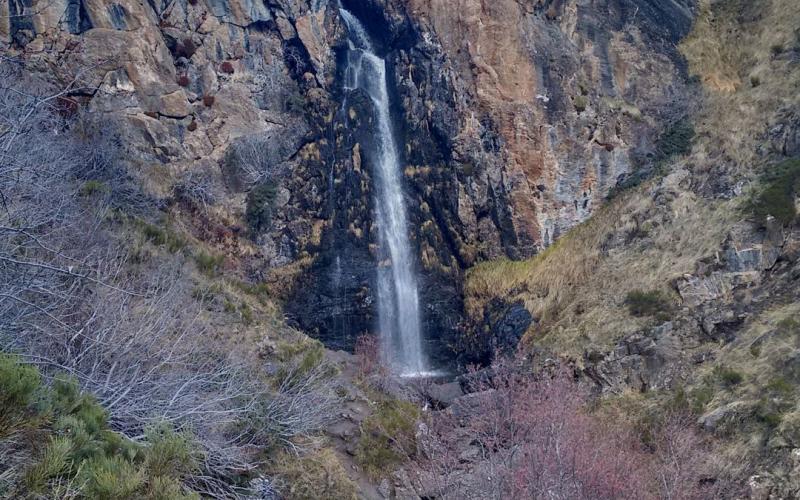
[0,60,338,497]
[412,360,738,500]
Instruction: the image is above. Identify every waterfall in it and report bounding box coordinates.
[340,8,430,376]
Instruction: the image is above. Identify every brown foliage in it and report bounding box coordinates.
[354,334,381,379]
[220,61,235,74]
[202,95,215,107]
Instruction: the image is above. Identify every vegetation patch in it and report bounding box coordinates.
[193,250,225,277]
[355,399,420,480]
[270,449,357,500]
[136,219,186,253]
[609,120,695,197]
[624,289,673,320]
[246,181,278,234]
[713,365,744,388]
[0,356,199,498]
[746,158,800,226]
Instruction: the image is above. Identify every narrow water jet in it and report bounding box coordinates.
[339,8,431,376]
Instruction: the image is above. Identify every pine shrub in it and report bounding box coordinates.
[246,181,278,233]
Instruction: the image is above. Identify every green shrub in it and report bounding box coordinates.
[146,475,199,500]
[766,377,794,396]
[284,92,306,114]
[136,220,186,253]
[233,280,271,303]
[80,455,145,499]
[142,424,198,479]
[777,316,800,336]
[690,384,715,413]
[713,366,744,387]
[50,377,108,436]
[24,436,73,492]
[246,182,278,233]
[0,357,203,498]
[655,120,695,159]
[754,398,783,429]
[746,158,800,226]
[355,400,420,479]
[0,354,41,426]
[624,289,672,319]
[239,302,254,325]
[80,180,110,197]
[193,251,225,277]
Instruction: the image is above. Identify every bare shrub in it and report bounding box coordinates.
[0,61,339,497]
[354,334,381,378]
[414,359,731,499]
[222,134,289,192]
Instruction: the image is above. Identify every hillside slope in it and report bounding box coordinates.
[466,0,800,494]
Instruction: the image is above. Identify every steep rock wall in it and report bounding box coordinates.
[2,0,697,360]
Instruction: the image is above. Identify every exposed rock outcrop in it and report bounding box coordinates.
[2,0,697,358]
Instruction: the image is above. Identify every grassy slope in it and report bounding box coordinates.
[466,0,799,355]
[465,0,800,483]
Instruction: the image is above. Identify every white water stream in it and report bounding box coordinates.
[340,9,432,376]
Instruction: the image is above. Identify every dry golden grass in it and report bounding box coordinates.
[681,0,800,172]
[466,171,737,357]
[466,0,799,358]
[700,303,800,405]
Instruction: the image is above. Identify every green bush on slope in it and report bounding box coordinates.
[747,158,800,226]
[246,181,278,234]
[355,399,420,480]
[625,289,673,320]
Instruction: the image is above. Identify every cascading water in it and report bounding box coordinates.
[339,8,430,376]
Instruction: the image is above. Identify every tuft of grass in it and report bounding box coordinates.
[1,357,204,498]
[141,424,198,479]
[713,366,744,388]
[193,251,224,277]
[270,448,357,500]
[79,455,145,499]
[355,399,419,480]
[690,384,715,414]
[0,354,41,427]
[573,95,588,113]
[23,436,73,492]
[80,180,110,197]
[624,290,672,320]
[765,377,794,396]
[134,219,186,253]
[777,316,800,337]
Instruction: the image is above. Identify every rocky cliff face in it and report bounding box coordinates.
[2,0,696,357]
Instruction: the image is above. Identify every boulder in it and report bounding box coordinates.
[698,401,750,432]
